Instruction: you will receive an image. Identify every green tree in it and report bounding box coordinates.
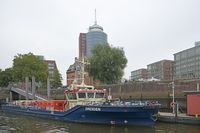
[88,44,127,84]
[12,53,48,85]
[0,68,14,87]
[51,69,62,88]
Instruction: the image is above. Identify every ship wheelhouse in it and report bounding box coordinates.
[64,85,106,108]
[65,89,106,101]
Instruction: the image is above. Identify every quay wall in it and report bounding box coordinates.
[97,80,200,111]
[98,80,199,99]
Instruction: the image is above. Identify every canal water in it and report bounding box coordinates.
[0,110,200,133]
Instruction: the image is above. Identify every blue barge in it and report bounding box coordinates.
[1,58,160,126]
[2,86,160,126]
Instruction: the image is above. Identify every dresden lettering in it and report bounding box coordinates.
[85,107,101,111]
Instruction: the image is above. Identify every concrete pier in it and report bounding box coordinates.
[158,112,200,124]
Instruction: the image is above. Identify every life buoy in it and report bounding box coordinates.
[170,102,176,108]
[152,114,158,121]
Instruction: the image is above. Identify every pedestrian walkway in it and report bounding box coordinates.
[11,87,47,100]
[158,112,200,124]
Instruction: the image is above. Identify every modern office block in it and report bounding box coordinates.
[174,41,200,79]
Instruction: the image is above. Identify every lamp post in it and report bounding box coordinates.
[47,75,50,100]
[25,77,29,100]
[140,82,143,100]
[172,81,175,114]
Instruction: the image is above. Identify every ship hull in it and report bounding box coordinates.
[1,104,158,126]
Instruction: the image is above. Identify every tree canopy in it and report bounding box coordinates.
[12,53,48,84]
[88,44,127,84]
[0,53,63,88]
[0,68,14,87]
[51,69,62,88]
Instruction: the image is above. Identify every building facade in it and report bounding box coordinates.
[36,55,58,82]
[86,23,107,56]
[147,60,174,81]
[44,60,58,82]
[131,69,147,81]
[174,41,200,80]
[79,16,107,57]
[66,64,80,85]
[79,33,86,58]
[66,58,90,86]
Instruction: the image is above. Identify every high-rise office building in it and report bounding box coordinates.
[174,41,200,79]
[79,11,107,57]
[86,22,107,56]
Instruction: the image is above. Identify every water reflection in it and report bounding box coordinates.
[65,124,155,133]
[0,111,200,133]
[155,123,200,133]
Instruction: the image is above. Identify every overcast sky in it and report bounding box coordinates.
[0,0,200,85]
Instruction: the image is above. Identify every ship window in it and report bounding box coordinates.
[95,93,104,98]
[87,93,94,98]
[67,93,77,100]
[78,93,86,98]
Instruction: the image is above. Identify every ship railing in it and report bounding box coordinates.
[8,100,67,112]
[98,100,160,107]
[83,100,161,107]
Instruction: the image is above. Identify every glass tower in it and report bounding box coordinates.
[86,22,107,57]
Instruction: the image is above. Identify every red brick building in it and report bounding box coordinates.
[66,66,94,86]
[147,60,174,81]
[66,58,91,86]
[79,33,86,58]
[131,68,147,81]
[66,58,100,86]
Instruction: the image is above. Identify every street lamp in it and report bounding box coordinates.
[172,81,175,114]
[159,81,175,113]
[140,82,143,100]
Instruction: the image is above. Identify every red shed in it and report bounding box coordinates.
[184,91,200,116]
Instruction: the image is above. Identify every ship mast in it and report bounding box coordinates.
[75,57,89,86]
